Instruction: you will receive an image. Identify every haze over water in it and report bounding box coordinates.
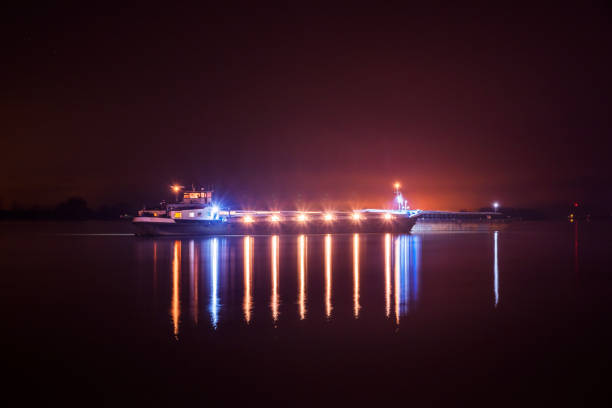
[2,221,611,406]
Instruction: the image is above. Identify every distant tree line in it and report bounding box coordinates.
[0,197,137,221]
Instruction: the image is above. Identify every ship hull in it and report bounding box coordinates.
[132,216,418,236]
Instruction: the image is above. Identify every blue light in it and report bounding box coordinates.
[212,205,219,213]
[396,193,404,204]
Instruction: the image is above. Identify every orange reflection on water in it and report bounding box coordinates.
[194,242,199,324]
[353,234,360,318]
[298,235,307,320]
[271,236,280,322]
[243,236,253,323]
[385,234,391,318]
[171,240,181,338]
[325,234,332,319]
[394,236,400,325]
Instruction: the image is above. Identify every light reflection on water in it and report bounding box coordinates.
[209,238,219,328]
[243,236,253,323]
[164,233,501,336]
[385,233,391,317]
[298,235,307,320]
[189,240,198,325]
[271,236,279,323]
[171,240,180,338]
[353,234,360,318]
[325,234,332,319]
[493,231,499,308]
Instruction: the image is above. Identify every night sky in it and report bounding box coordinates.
[3,4,611,211]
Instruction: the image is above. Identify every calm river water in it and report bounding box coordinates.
[2,221,611,406]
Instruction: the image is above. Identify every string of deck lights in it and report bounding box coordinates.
[241,212,395,223]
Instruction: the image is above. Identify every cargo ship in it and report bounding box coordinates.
[133,186,419,236]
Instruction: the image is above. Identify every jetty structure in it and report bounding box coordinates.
[132,184,419,236]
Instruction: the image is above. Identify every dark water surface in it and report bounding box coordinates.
[2,221,611,406]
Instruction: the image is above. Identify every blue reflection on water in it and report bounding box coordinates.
[209,238,220,329]
[396,235,421,321]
